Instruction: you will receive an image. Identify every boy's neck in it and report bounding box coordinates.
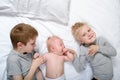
[13,48,26,54]
[83,41,96,47]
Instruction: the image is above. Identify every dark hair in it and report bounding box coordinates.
[10,23,38,48]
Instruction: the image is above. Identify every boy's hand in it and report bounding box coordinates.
[34,52,40,59]
[32,53,45,68]
[88,45,99,56]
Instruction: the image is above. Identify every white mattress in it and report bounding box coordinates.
[0,0,120,80]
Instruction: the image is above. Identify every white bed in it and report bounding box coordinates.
[0,0,120,80]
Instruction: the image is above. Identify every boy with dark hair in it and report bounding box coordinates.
[7,23,44,80]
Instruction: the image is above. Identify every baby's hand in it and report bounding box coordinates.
[63,48,76,56]
[63,48,76,61]
[68,49,76,56]
[88,45,99,56]
[63,48,68,55]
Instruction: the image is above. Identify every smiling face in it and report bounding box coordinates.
[77,25,96,45]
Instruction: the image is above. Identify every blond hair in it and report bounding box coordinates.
[10,23,38,49]
[71,22,87,40]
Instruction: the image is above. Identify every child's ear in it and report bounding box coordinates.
[17,42,23,48]
[50,46,54,52]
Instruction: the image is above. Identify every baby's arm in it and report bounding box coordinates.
[24,53,45,80]
[63,48,76,62]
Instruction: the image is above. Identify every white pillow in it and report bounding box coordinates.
[0,0,16,16]
[38,0,70,25]
[10,0,70,25]
[0,0,70,25]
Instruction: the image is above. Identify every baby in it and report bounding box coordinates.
[43,35,75,80]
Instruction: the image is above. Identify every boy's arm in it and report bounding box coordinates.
[36,68,44,80]
[24,65,37,80]
[88,45,99,56]
[7,55,24,80]
[12,75,23,80]
[97,37,117,57]
[72,45,88,73]
[72,55,87,73]
[24,55,44,80]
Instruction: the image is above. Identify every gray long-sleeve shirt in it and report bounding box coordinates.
[73,37,117,80]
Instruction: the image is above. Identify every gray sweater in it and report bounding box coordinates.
[73,37,117,80]
[7,50,36,80]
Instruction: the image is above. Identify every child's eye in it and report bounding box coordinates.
[82,33,86,37]
[31,43,35,46]
[88,29,91,32]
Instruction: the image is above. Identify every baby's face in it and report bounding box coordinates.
[53,38,65,55]
[77,25,96,44]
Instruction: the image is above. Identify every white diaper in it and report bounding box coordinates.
[45,74,65,80]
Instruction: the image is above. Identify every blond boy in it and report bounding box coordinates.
[72,22,117,80]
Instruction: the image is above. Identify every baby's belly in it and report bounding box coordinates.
[46,65,64,79]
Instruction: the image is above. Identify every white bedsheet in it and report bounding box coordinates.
[0,0,120,80]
